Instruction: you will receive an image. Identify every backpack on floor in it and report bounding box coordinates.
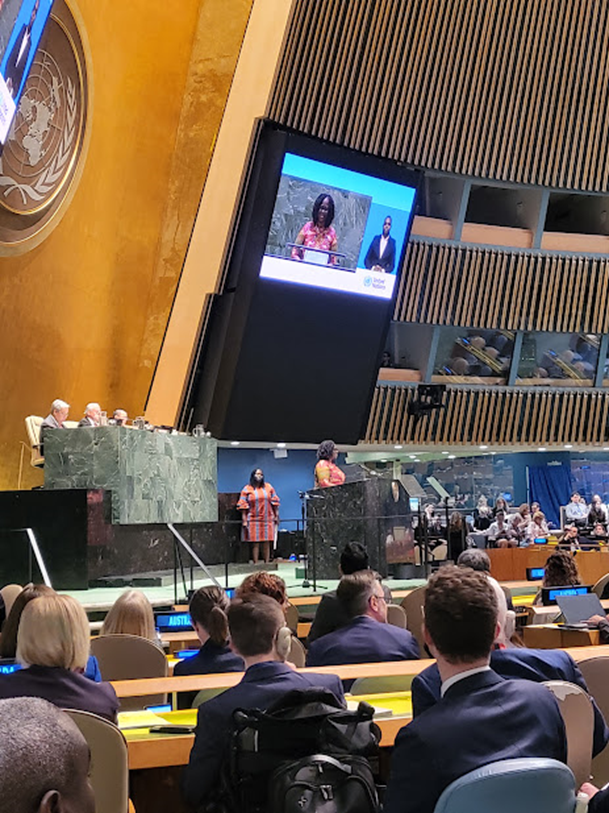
[220,687,381,813]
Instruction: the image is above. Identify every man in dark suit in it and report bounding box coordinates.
[384,567,567,813]
[308,542,393,644]
[3,0,39,98]
[181,595,345,810]
[364,215,396,273]
[412,646,609,757]
[78,402,101,427]
[305,570,419,668]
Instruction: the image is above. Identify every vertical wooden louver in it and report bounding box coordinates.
[365,385,609,445]
[270,0,609,192]
[394,240,609,334]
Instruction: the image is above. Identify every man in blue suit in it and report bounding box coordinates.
[384,567,567,813]
[305,570,419,669]
[181,595,344,810]
[364,216,397,273]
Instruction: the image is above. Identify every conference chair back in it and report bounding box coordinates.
[91,633,168,711]
[24,416,44,467]
[577,656,609,786]
[285,602,299,634]
[386,603,407,629]
[191,687,230,708]
[349,674,414,695]
[288,634,307,668]
[433,757,576,813]
[431,542,448,561]
[592,573,609,599]
[0,583,22,619]
[400,585,426,652]
[64,709,130,813]
[543,680,594,787]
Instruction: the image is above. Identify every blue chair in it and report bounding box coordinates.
[433,758,577,813]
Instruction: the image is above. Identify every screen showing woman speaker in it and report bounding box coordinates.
[260,153,417,300]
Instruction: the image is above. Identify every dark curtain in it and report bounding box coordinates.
[528,464,572,527]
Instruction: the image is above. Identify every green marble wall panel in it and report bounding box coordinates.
[44,427,218,525]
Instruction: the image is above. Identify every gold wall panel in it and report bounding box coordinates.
[394,240,609,334]
[365,385,609,447]
[0,0,252,489]
[270,0,609,192]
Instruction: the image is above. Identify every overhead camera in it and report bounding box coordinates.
[407,384,447,421]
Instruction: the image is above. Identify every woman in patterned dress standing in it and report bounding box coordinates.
[237,468,280,564]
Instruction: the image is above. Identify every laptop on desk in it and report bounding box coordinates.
[556,592,606,628]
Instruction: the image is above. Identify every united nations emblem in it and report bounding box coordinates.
[0,2,88,249]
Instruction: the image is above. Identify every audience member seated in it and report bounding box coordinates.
[493,496,510,516]
[473,495,493,531]
[565,491,589,525]
[0,594,118,721]
[236,571,290,612]
[307,542,390,644]
[78,402,102,427]
[181,595,344,810]
[542,549,581,591]
[0,583,101,681]
[592,522,607,540]
[560,523,586,550]
[509,503,530,541]
[100,588,160,645]
[589,494,607,524]
[485,510,517,548]
[384,566,567,813]
[456,550,515,610]
[411,572,609,757]
[174,586,244,677]
[305,570,419,668]
[525,510,550,544]
[0,697,95,813]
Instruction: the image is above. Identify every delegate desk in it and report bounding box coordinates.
[488,547,609,584]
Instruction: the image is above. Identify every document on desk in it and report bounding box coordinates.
[118,710,171,729]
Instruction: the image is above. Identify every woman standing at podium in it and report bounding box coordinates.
[237,469,280,564]
[314,440,346,488]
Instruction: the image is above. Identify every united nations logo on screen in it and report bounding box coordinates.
[0,1,88,251]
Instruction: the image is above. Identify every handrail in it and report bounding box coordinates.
[109,644,609,697]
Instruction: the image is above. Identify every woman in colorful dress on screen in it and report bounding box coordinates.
[237,469,280,564]
[314,439,346,488]
[291,193,339,265]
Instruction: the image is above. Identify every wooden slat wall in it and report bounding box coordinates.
[365,385,609,446]
[271,0,609,192]
[394,240,609,333]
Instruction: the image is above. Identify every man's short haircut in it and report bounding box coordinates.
[424,565,498,664]
[0,697,87,812]
[337,569,381,619]
[457,549,491,572]
[84,402,100,413]
[340,542,369,574]
[51,398,69,411]
[17,594,90,670]
[228,595,284,658]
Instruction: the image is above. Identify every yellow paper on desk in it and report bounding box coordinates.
[346,699,393,718]
[118,710,169,730]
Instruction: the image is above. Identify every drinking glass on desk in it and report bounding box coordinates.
[134,416,145,430]
[100,411,108,426]
[192,425,205,438]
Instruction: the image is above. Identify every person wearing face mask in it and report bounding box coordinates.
[237,468,280,564]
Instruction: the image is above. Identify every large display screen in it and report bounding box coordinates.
[0,0,54,145]
[260,153,416,300]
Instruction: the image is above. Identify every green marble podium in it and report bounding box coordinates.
[43,427,218,525]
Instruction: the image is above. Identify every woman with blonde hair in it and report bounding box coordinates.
[100,589,157,642]
[0,594,118,721]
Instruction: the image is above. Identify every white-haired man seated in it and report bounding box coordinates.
[0,697,95,813]
[40,398,70,453]
[78,403,102,427]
